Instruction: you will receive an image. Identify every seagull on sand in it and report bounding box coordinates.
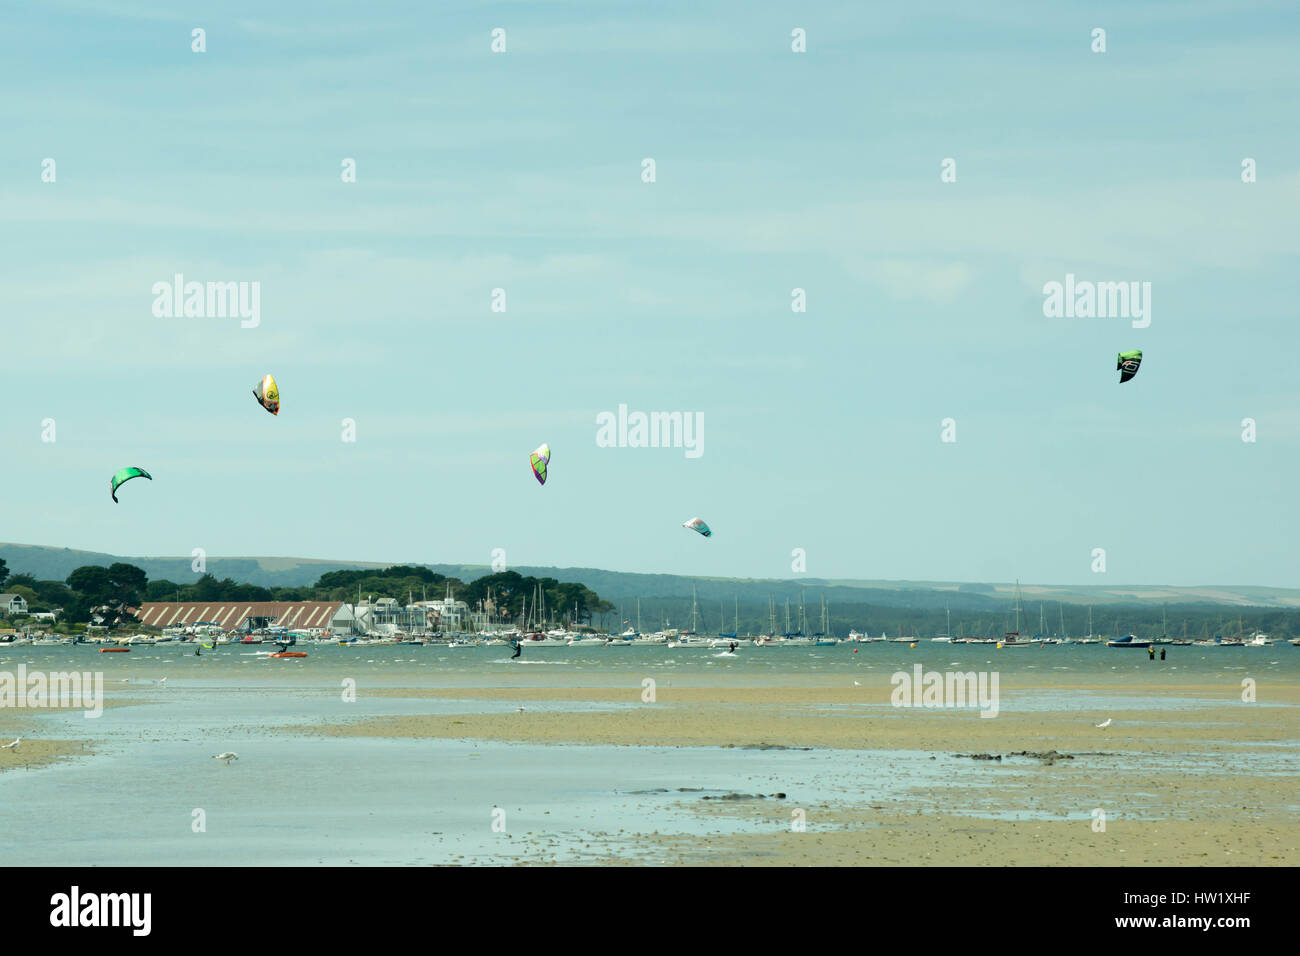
[1095,718,1112,729]
[516,707,525,713]
[213,752,239,765]
[0,737,20,751]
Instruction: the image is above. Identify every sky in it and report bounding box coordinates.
[1,0,1298,587]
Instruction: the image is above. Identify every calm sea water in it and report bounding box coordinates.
[0,643,1295,865]
[2,639,1295,685]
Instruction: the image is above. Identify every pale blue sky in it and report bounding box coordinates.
[2,0,1297,586]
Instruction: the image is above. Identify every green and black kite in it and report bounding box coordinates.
[1117,350,1142,384]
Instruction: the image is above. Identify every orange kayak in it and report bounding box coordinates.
[269,652,307,658]
[100,647,130,653]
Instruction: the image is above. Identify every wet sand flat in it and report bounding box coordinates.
[313,680,1300,754]
[590,814,1296,867]
[295,675,1299,865]
[0,717,91,772]
[3,648,1295,865]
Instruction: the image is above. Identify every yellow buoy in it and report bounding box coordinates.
[996,641,1004,649]
[909,642,916,648]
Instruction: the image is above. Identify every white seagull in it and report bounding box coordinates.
[213,751,239,764]
[157,677,167,687]
[0,737,20,751]
[1095,719,1112,729]
[853,681,861,686]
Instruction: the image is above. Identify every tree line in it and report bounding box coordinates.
[0,559,616,629]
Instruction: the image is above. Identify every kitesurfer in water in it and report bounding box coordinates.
[729,642,737,654]
[511,639,522,660]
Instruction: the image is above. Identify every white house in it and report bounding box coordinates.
[0,594,29,615]
[411,597,472,631]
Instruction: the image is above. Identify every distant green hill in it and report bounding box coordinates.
[5,543,1298,607]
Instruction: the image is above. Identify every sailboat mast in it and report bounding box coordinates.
[1006,579,1022,642]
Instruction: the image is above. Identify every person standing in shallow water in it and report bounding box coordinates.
[1160,647,1166,660]
[1148,646,1155,660]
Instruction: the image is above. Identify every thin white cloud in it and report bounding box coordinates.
[848,259,976,303]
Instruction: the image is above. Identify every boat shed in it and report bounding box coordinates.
[135,600,344,633]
